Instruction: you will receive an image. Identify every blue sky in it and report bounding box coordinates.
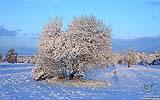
[0,0,160,50]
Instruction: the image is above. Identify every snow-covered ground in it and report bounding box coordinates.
[0,63,160,100]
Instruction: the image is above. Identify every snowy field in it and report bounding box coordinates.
[0,63,160,100]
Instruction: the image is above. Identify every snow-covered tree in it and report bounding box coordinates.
[108,52,121,67]
[0,52,2,63]
[6,48,18,64]
[33,15,112,81]
[68,15,112,67]
[33,17,63,80]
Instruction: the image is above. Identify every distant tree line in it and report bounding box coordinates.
[0,48,37,64]
[0,49,160,69]
[109,50,160,67]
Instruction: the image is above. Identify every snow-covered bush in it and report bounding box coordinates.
[17,55,35,64]
[150,50,160,65]
[136,52,148,65]
[145,53,156,64]
[33,15,112,81]
[155,50,160,59]
[124,50,139,68]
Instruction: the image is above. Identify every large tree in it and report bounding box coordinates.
[33,15,112,81]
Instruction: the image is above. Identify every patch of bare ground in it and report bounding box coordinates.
[45,78,111,88]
